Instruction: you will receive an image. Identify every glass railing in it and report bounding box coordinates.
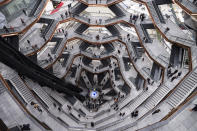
[102,35,118,40]
[147,2,195,45]
[20,47,35,54]
[82,11,114,18]
[157,54,169,65]
[169,4,195,41]
[74,14,89,22]
[169,34,195,46]
[160,38,171,54]
[151,18,195,46]
[38,59,50,67]
[0,0,39,21]
[0,1,47,34]
[152,1,165,23]
[176,0,197,12]
[146,2,162,24]
[105,15,125,23]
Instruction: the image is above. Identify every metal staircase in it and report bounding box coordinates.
[10,74,34,104]
[167,68,197,108]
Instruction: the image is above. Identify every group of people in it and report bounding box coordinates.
[147,78,154,85]
[164,27,170,34]
[40,53,54,65]
[167,64,182,82]
[62,10,71,19]
[56,28,68,37]
[130,13,146,24]
[67,105,72,111]
[57,28,65,34]
[130,14,139,24]
[131,110,138,118]
[112,92,125,111]
[20,124,30,131]
[113,104,119,111]
[85,100,100,111]
[25,39,39,51]
[152,109,161,115]
[95,19,102,24]
[53,103,61,112]
[95,0,102,4]
[119,112,126,117]
[3,26,10,33]
[96,35,100,40]
[31,101,42,113]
